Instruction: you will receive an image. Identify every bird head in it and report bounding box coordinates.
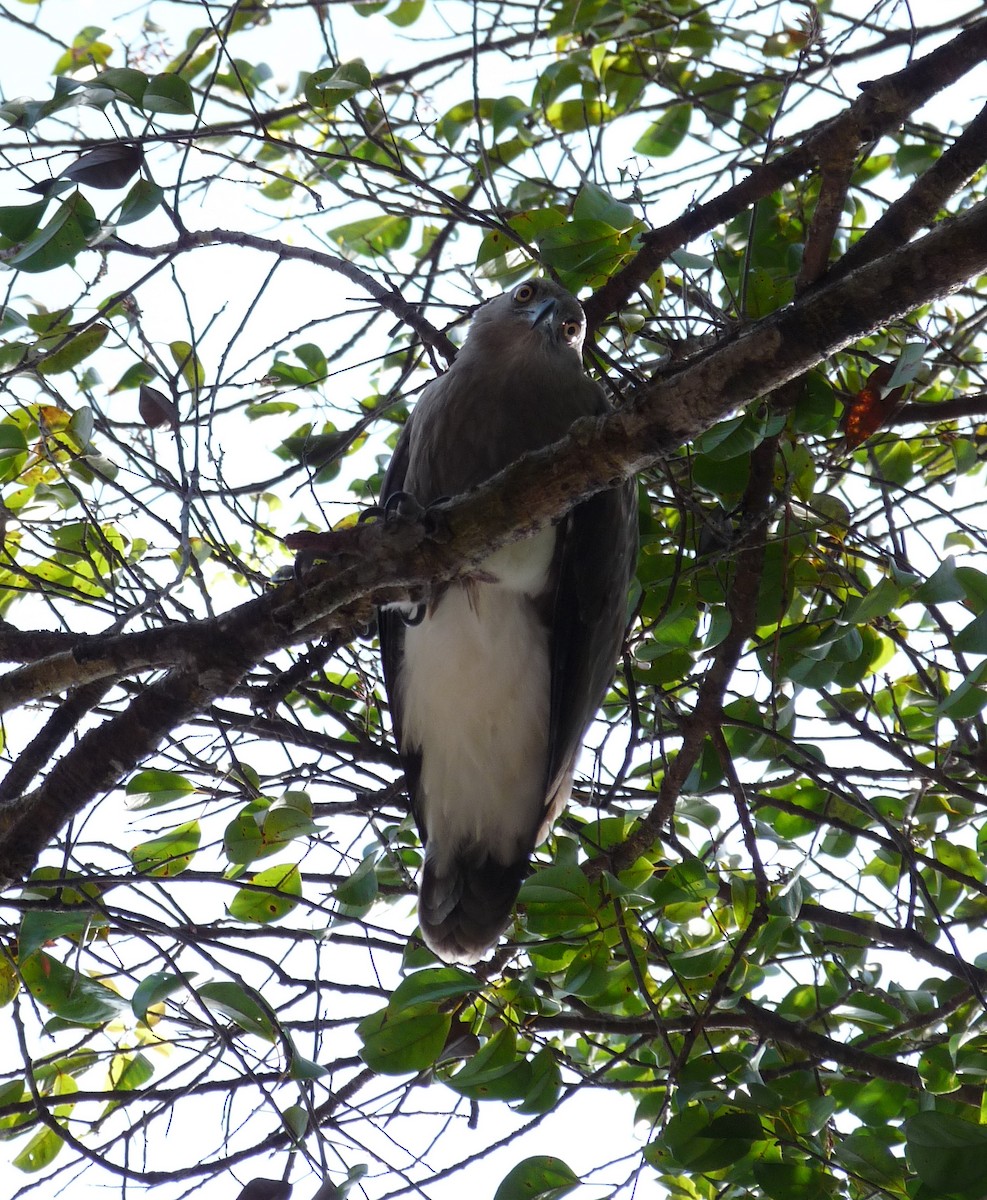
[465,279,587,363]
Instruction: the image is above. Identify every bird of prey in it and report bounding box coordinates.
[379,278,637,964]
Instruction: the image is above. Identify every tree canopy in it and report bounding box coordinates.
[2,2,987,1198]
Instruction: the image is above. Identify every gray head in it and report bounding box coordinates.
[460,279,588,366]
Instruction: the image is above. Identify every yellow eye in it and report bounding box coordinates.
[562,320,582,341]
[514,283,535,304]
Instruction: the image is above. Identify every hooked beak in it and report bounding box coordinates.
[529,297,557,328]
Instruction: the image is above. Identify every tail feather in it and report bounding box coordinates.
[419,848,528,964]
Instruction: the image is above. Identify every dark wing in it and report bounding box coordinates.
[544,477,638,811]
[377,416,413,758]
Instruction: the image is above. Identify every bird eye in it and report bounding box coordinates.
[514,283,535,304]
[562,320,582,341]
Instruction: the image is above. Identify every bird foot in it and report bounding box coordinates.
[381,491,451,625]
[383,491,451,536]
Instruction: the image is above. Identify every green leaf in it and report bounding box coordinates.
[386,0,425,26]
[545,98,612,132]
[0,422,29,482]
[887,340,926,390]
[107,1050,154,1093]
[492,95,531,139]
[914,556,965,604]
[7,192,99,273]
[955,610,987,656]
[0,959,18,1008]
[19,951,124,1026]
[132,970,193,1022]
[872,439,912,484]
[117,178,164,225]
[289,1053,329,1081]
[92,68,150,106]
[19,908,106,961]
[389,966,477,1010]
[572,182,637,231]
[225,802,270,865]
[658,1107,766,1173]
[537,218,630,288]
[436,98,492,145]
[53,26,112,76]
[515,1046,561,1115]
[938,662,987,718]
[142,74,195,115]
[293,342,328,377]
[0,199,48,241]
[647,858,718,907]
[335,853,379,910]
[304,61,371,110]
[129,820,201,876]
[634,104,692,156]
[197,981,276,1041]
[492,1156,578,1200]
[905,1112,987,1196]
[752,1161,836,1200]
[447,1029,530,1102]
[228,863,302,924]
[110,360,158,392]
[956,565,987,611]
[561,938,611,998]
[12,1125,66,1173]
[844,576,901,625]
[125,769,195,810]
[357,1004,451,1075]
[330,214,411,256]
[36,323,108,375]
[917,1045,960,1094]
[519,863,598,937]
[169,340,205,394]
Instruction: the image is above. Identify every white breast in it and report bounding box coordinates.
[398,527,556,868]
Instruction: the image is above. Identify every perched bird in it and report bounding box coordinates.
[379,279,637,963]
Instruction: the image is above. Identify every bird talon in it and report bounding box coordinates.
[384,490,425,520]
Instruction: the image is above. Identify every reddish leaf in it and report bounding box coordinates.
[840,364,905,448]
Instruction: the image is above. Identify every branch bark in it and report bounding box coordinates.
[584,15,987,327]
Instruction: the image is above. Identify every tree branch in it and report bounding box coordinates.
[584,16,987,326]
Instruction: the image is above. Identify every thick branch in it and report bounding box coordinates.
[584,16,987,326]
[534,996,982,1103]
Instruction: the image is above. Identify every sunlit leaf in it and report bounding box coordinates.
[36,323,107,375]
[19,952,124,1026]
[634,104,692,156]
[169,340,205,394]
[125,769,195,810]
[129,821,201,876]
[493,1156,578,1200]
[228,863,302,924]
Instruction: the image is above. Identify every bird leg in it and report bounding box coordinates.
[379,491,454,625]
